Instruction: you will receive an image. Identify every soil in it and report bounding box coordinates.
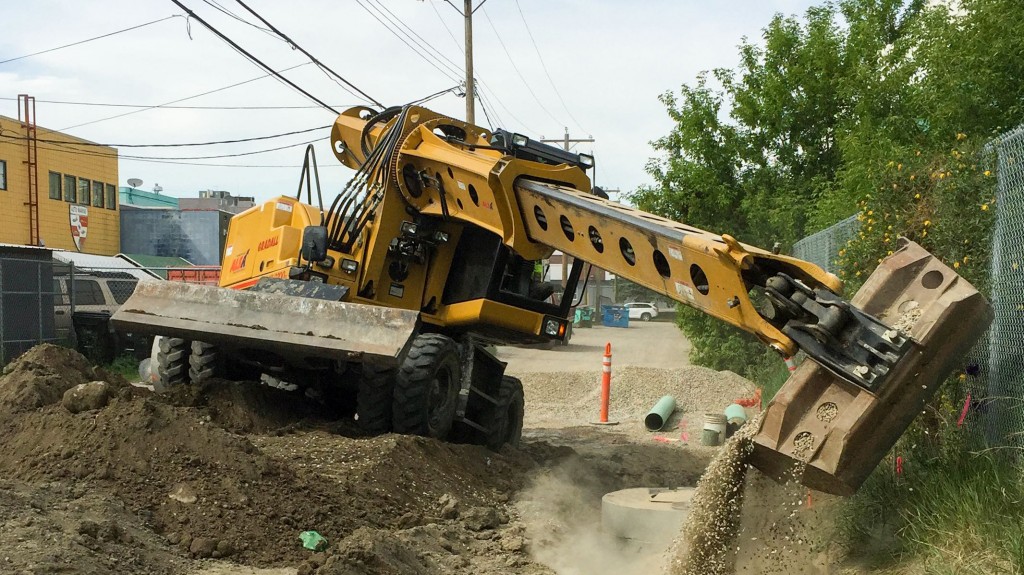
[0,323,847,575]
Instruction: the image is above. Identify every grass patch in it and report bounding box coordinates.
[838,447,1024,574]
[106,354,142,382]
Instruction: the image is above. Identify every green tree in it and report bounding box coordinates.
[632,0,1023,383]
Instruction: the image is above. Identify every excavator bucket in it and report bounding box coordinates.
[748,240,992,495]
[110,281,420,367]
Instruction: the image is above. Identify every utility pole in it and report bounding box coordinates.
[541,128,597,303]
[463,0,474,124]
[438,0,487,123]
[540,127,594,153]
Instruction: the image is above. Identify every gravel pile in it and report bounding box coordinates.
[517,366,756,439]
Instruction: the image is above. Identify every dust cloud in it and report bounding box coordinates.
[516,457,671,575]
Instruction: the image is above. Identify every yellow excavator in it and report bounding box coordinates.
[112,104,991,495]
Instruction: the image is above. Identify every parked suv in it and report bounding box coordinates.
[53,273,148,362]
[624,302,659,322]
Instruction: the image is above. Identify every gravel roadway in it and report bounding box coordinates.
[499,321,692,374]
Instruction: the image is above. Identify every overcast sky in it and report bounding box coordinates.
[1,0,819,204]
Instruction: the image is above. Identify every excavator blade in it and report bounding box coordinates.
[748,239,992,495]
[110,281,420,367]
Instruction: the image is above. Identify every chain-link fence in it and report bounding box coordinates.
[791,214,860,273]
[0,256,61,364]
[0,261,220,366]
[985,124,1024,449]
[786,124,1024,449]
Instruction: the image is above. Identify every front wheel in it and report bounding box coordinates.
[392,334,462,440]
[357,362,395,435]
[641,312,652,322]
[485,376,524,451]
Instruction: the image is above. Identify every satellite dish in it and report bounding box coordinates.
[127,178,143,188]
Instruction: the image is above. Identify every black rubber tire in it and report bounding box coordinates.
[392,334,462,439]
[156,336,190,387]
[188,341,219,384]
[357,362,395,435]
[641,312,652,322]
[485,375,525,451]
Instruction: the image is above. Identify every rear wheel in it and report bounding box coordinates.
[392,334,461,439]
[641,312,652,322]
[485,375,524,451]
[155,336,190,388]
[357,362,395,435]
[188,341,220,384]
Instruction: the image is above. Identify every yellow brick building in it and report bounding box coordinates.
[0,115,119,255]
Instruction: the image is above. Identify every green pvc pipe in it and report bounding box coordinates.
[644,395,677,431]
[724,403,748,424]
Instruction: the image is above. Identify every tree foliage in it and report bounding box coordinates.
[633,0,1023,380]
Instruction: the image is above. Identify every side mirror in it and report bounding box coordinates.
[301,226,328,263]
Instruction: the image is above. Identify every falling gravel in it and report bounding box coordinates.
[665,413,763,575]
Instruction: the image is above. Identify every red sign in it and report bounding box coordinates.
[257,235,279,251]
[229,250,249,273]
[70,205,88,251]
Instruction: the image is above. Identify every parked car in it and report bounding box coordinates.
[53,272,150,363]
[624,302,659,322]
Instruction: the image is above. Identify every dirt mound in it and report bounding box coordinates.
[0,480,187,575]
[0,344,125,413]
[0,382,537,567]
[167,378,340,434]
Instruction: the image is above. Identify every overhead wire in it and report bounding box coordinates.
[512,0,587,134]
[229,0,383,107]
[428,0,462,51]
[201,0,281,41]
[422,1,538,133]
[479,7,563,127]
[167,0,339,114]
[352,0,462,83]
[0,97,354,110]
[367,0,465,80]
[0,131,331,162]
[56,61,313,132]
[0,15,183,65]
[0,124,330,148]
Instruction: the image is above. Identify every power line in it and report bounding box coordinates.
[0,97,355,110]
[480,7,563,127]
[56,62,313,132]
[429,0,463,52]
[230,0,383,107]
[168,0,339,114]
[417,1,539,133]
[0,124,330,147]
[0,15,182,65]
[3,131,329,162]
[367,0,465,80]
[512,0,587,134]
[352,0,461,83]
[201,0,280,41]
[476,78,538,134]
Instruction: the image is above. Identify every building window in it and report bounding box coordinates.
[105,183,116,210]
[92,180,104,208]
[49,171,62,199]
[78,177,90,205]
[0,160,6,190]
[63,174,76,202]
